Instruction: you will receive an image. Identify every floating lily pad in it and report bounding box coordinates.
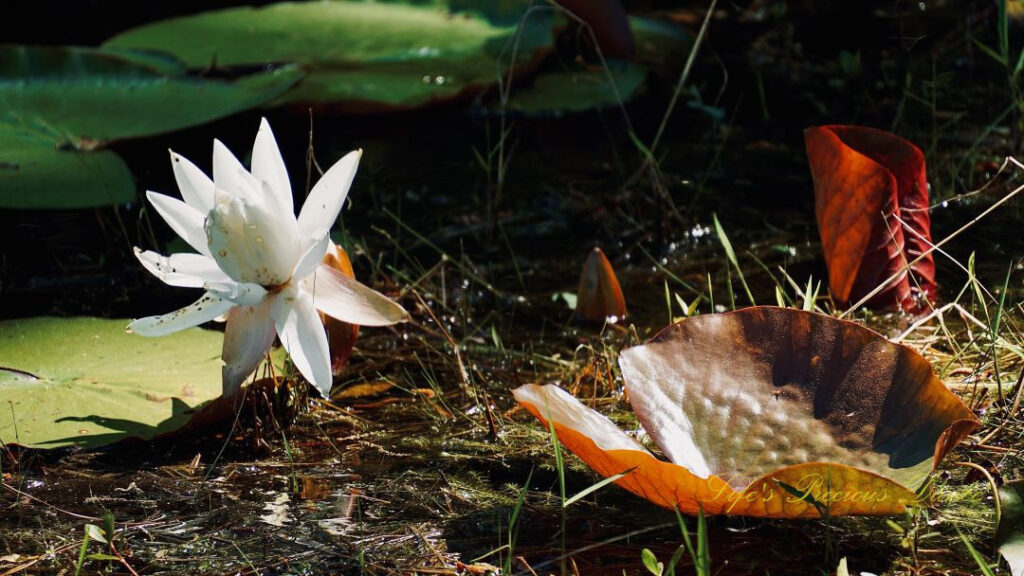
[0,45,302,146]
[998,479,1024,576]
[0,125,135,209]
[105,0,556,109]
[629,16,693,75]
[514,307,978,518]
[501,60,645,116]
[0,317,225,449]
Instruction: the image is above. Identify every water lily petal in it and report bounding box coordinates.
[252,118,293,214]
[272,284,332,397]
[213,139,262,204]
[169,150,215,213]
[297,149,361,251]
[306,264,409,326]
[205,280,268,306]
[221,299,277,397]
[206,189,299,286]
[128,292,234,337]
[146,191,211,257]
[134,248,230,288]
[292,231,330,281]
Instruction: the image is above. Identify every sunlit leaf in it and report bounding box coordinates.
[0,45,302,146]
[334,381,393,399]
[0,125,134,209]
[0,317,224,449]
[105,1,556,110]
[804,125,937,311]
[514,307,977,518]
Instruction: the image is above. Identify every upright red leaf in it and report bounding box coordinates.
[805,125,937,311]
[576,247,627,323]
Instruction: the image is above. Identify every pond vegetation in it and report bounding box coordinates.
[1,1,1023,575]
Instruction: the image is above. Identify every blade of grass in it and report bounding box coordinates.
[712,213,755,306]
[563,469,634,507]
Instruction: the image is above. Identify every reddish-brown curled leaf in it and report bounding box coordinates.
[576,247,627,323]
[556,0,634,60]
[515,307,977,517]
[321,243,359,375]
[805,125,937,311]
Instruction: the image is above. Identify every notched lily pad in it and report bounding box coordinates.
[514,306,978,518]
[0,124,135,209]
[0,45,302,146]
[0,317,225,449]
[104,0,556,110]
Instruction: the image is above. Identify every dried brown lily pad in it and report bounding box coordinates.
[514,306,978,518]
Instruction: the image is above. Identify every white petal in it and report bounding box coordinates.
[205,189,299,286]
[252,118,293,214]
[169,150,214,213]
[292,231,330,281]
[306,264,409,326]
[271,284,332,397]
[213,139,262,203]
[127,293,234,337]
[146,191,212,257]
[297,149,361,252]
[205,280,268,306]
[221,299,277,397]
[134,248,230,288]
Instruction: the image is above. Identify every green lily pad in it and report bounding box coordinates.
[500,60,646,115]
[0,45,302,146]
[630,16,693,76]
[0,125,135,209]
[0,317,224,449]
[104,0,556,109]
[998,479,1024,576]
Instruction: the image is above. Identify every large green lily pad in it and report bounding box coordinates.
[0,45,302,146]
[0,124,135,209]
[104,0,556,109]
[0,317,224,449]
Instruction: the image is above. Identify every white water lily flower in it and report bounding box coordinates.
[129,118,408,398]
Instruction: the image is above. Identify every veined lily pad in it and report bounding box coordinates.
[0,45,302,146]
[0,317,224,449]
[104,0,556,109]
[0,124,134,209]
[514,307,978,518]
